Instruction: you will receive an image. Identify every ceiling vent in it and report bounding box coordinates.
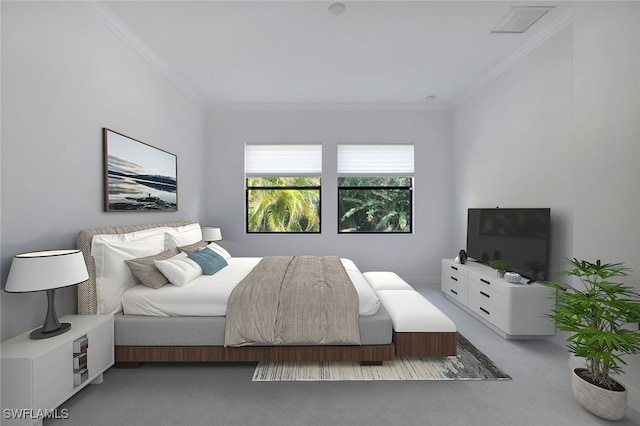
[491,6,554,34]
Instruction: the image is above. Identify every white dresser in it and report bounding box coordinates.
[1,315,114,426]
[441,259,555,339]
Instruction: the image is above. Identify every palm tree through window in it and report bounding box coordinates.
[245,144,322,233]
[246,177,321,233]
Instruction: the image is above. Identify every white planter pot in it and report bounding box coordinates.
[572,368,627,421]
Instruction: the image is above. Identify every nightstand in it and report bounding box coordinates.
[1,315,114,426]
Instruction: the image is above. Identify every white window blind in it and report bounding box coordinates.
[245,144,322,177]
[337,144,414,176]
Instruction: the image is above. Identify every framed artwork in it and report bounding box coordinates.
[103,128,177,212]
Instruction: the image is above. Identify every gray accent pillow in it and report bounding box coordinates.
[177,241,207,254]
[125,249,176,289]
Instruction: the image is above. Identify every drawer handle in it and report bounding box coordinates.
[480,307,490,315]
[480,278,491,285]
[450,289,458,295]
[450,276,458,282]
[450,265,458,271]
[480,291,490,298]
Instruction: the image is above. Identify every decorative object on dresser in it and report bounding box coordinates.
[503,271,522,283]
[4,250,89,339]
[0,315,114,426]
[543,258,640,421]
[201,226,222,243]
[441,259,555,339]
[103,128,177,212]
[488,259,510,278]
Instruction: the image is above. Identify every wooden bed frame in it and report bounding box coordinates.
[77,222,456,366]
[114,344,396,367]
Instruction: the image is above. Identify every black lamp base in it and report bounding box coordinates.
[30,322,71,339]
[29,288,71,340]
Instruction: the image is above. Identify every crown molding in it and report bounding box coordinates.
[206,102,453,113]
[79,1,204,107]
[452,7,575,109]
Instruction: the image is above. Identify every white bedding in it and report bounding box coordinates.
[122,257,380,317]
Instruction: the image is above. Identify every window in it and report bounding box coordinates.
[337,144,414,233]
[245,144,322,233]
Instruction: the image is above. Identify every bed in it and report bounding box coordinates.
[76,222,456,366]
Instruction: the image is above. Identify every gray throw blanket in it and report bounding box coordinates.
[224,256,361,347]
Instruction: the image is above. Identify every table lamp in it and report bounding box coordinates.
[201,227,222,243]
[4,249,89,339]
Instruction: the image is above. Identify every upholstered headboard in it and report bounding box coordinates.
[76,221,194,315]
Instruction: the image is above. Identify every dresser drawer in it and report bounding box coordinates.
[443,276,468,305]
[441,260,467,287]
[444,262,465,281]
[468,270,506,295]
[33,343,73,410]
[441,260,468,305]
[468,294,506,330]
[87,319,114,378]
[468,279,505,311]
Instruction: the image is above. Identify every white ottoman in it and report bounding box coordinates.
[377,290,457,333]
[363,271,415,291]
[377,289,457,357]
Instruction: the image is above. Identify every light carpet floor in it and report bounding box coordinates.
[253,333,511,381]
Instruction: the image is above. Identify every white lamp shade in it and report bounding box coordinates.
[201,227,222,242]
[5,249,89,293]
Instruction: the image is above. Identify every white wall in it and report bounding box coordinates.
[571,4,640,267]
[205,110,453,285]
[452,25,574,276]
[570,2,640,411]
[452,2,640,411]
[0,1,206,340]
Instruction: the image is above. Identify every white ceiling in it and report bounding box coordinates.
[95,1,573,109]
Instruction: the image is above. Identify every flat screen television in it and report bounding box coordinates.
[466,208,551,281]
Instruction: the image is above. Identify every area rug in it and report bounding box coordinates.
[252,333,511,381]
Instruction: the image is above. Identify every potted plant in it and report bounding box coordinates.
[488,259,510,277]
[544,258,640,420]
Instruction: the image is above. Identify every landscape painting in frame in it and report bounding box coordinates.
[103,128,177,212]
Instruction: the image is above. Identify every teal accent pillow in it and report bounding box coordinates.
[187,247,227,275]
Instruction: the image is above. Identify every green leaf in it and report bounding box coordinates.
[540,258,640,379]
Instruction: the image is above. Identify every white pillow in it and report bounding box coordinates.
[347,270,380,316]
[339,259,380,315]
[204,242,231,261]
[165,223,202,251]
[92,229,166,315]
[155,252,203,287]
[340,258,360,272]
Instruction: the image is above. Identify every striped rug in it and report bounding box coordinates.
[252,333,511,381]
